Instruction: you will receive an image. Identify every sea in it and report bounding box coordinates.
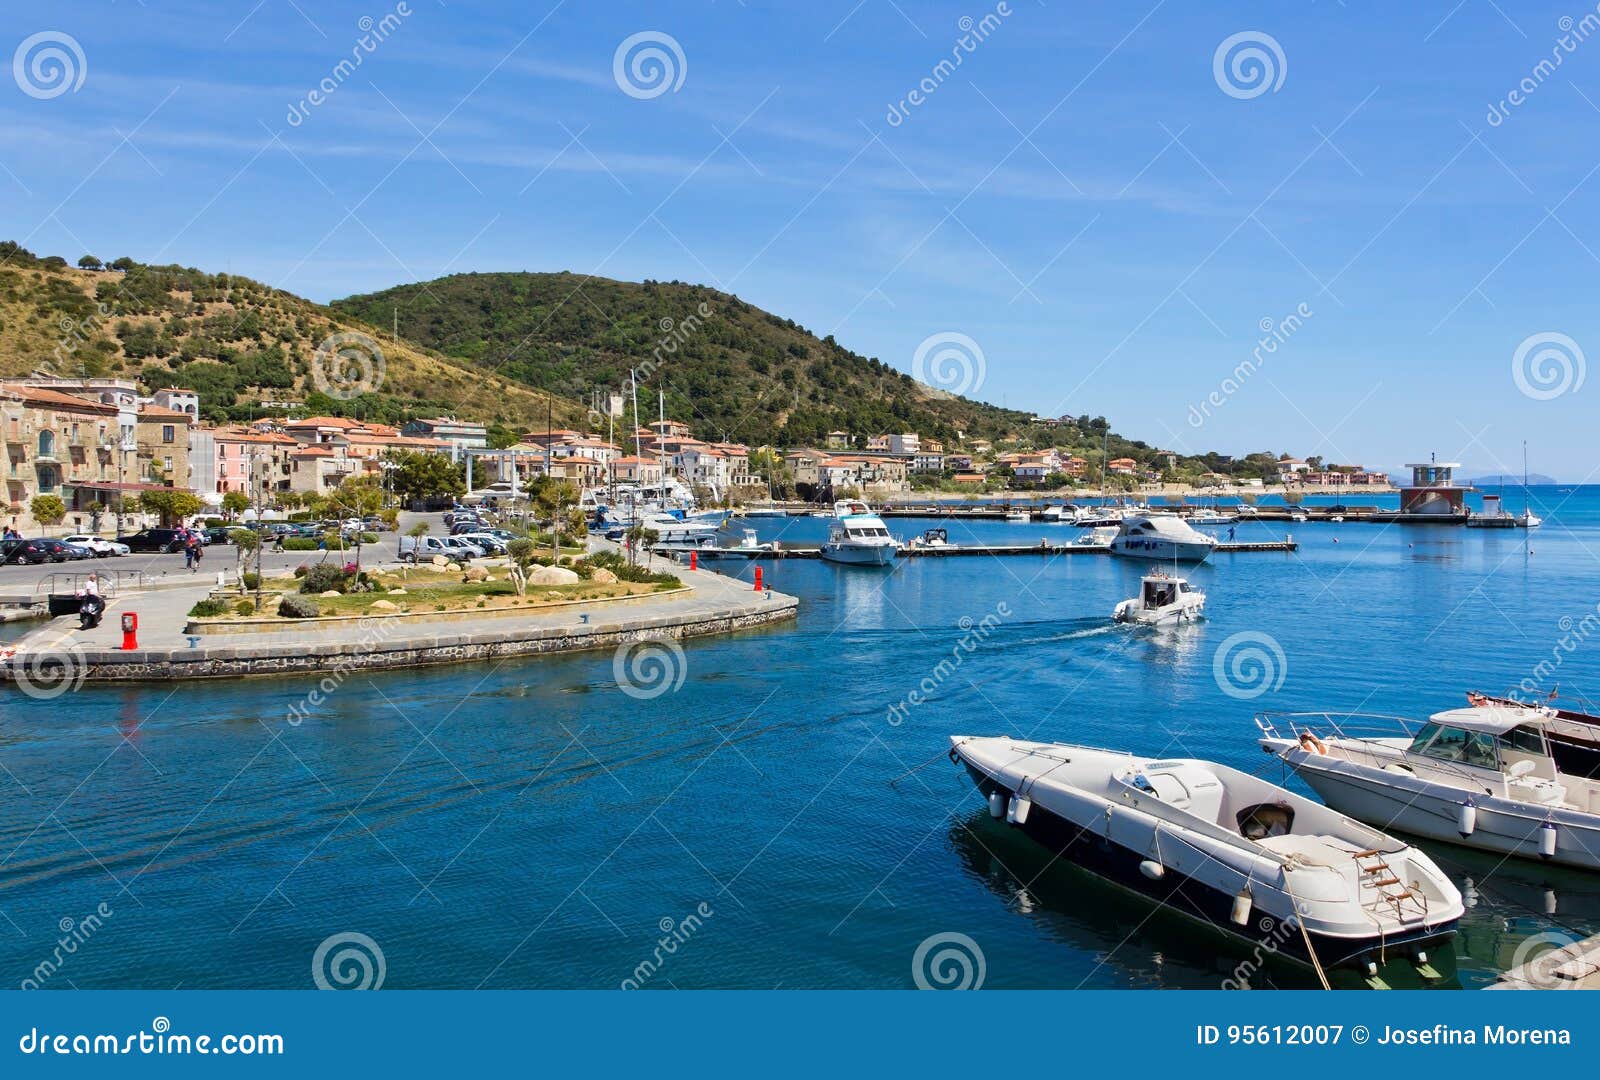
[3,486,1600,990]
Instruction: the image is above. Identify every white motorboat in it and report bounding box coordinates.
[820,500,898,566]
[951,736,1462,978]
[1004,508,1030,523]
[1072,505,1126,528]
[1108,513,1217,563]
[1113,573,1205,625]
[1289,510,1308,523]
[1073,525,1118,549]
[641,511,721,545]
[905,527,952,551]
[1259,706,1600,872]
[1186,507,1239,525]
[1039,504,1068,522]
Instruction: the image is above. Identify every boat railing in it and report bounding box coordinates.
[1256,712,1497,792]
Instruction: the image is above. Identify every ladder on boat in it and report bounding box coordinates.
[1352,849,1429,923]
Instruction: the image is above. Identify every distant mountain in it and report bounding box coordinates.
[331,271,1061,448]
[1466,473,1556,487]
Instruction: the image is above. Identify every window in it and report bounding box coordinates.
[37,430,54,458]
[162,425,175,444]
[1412,725,1499,769]
[1501,725,1547,756]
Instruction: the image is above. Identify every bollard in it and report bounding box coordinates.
[690,550,698,571]
[753,566,763,592]
[120,611,139,651]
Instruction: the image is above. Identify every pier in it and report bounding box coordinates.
[1489,933,1600,990]
[670,539,1298,560]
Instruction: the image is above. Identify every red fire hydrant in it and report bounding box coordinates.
[120,611,138,651]
[753,566,763,592]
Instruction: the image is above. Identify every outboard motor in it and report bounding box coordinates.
[78,593,105,630]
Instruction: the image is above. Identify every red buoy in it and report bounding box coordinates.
[754,566,764,591]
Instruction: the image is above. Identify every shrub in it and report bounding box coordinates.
[358,531,379,544]
[234,600,256,616]
[187,598,228,618]
[292,564,309,578]
[241,572,261,589]
[300,563,347,594]
[277,593,320,618]
[288,511,313,522]
[282,537,319,551]
[203,517,225,528]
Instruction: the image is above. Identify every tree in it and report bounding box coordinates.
[233,528,262,607]
[109,257,136,272]
[387,451,465,504]
[30,494,66,535]
[139,488,203,526]
[323,476,383,567]
[77,254,102,271]
[221,490,251,520]
[505,537,537,596]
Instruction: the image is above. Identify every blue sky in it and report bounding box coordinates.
[5,1,1599,476]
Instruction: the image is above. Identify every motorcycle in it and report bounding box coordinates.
[78,593,105,631]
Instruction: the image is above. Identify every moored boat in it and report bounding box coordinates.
[1259,705,1600,872]
[951,736,1462,978]
[1108,513,1217,563]
[820,501,898,566]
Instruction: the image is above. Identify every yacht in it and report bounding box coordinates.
[1113,573,1205,625]
[1073,525,1118,549]
[1072,505,1127,528]
[951,736,1462,979]
[1467,692,1600,779]
[1039,504,1069,522]
[1004,508,1030,523]
[1259,705,1600,871]
[1108,513,1217,563]
[820,501,898,566]
[1186,507,1239,526]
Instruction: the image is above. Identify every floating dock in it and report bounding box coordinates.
[667,539,1297,560]
[1489,933,1600,990]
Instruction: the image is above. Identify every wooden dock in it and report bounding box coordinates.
[1489,933,1600,989]
[665,539,1297,560]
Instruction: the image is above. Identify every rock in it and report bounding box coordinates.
[277,593,320,619]
[319,590,342,597]
[528,565,580,585]
[369,599,399,612]
[463,565,489,582]
[430,555,449,567]
[388,588,407,595]
[445,561,462,572]
[590,567,618,584]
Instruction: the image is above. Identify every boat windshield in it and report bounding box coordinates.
[1407,723,1499,769]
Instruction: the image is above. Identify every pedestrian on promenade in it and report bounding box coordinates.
[183,533,195,569]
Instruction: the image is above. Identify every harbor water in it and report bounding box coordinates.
[3,487,1600,989]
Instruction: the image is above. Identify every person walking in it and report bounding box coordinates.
[182,531,195,569]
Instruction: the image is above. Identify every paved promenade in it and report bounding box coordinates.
[0,551,797,682]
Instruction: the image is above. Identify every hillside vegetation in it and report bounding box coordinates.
[0,243,584,431]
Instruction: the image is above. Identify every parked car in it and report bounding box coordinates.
[453,532,507,555]
[61,534,131,558]
[59,539,94,560]
[3,538,74,564]
[202,527,248,546]
[398,535,467,563]
[115,528,187,553]
[441,536,486,559]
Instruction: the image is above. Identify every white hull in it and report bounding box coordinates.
[1110,537,1214,563]
[820,542,896,565]
[1113,597,1205,625]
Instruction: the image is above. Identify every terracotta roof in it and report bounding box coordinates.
[286,415,364,429]
[138,405,193,421]
[0,383,118,415]
[214,429,296,445]
[291,446,335,457]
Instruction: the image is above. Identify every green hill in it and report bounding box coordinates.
[332,271,1050,448]
[0,243,585,432]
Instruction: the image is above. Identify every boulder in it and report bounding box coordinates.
[430,554,449,567]
[388,588,407,595]
[590,567,618,584]
[445,561,462,572]
[369,599,399,612]
[319,590,342,598]
[528,565,580,585]
[463,565,489,582]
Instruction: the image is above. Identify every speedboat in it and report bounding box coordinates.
[906,527,952,551]
[1186,507,1239,525]
[820,501,897,566]
[1005,508,1030,523]
[1259,705,1600,871]
[641,511,720,545]
[1039,505,1069,522]
[951,736,1462,979]
[1289,510,1308,523]
[1113,573,1205,625]
[1073,525,1117,549]
[1108,513,1217,563]
[1466,692,1600,779]
[1072,505,1126,528]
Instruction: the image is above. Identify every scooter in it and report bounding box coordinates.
[78,593,105,630]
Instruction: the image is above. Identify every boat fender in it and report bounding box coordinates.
[1544,888,1558,916]
[1138,859,1165,881]
[1298,731,1327,756]
[1457,802,1477,837]
[1539,822,1558,858]
[988,790,1006,819]
[1007,794,1032,825]
[1230,887,1253,926]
